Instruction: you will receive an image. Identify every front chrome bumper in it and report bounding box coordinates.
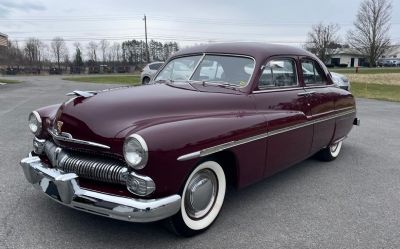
[20,155,181,223]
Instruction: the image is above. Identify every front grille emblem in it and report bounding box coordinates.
[56,121,63,134]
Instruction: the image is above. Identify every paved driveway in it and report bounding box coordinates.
[1,76,399,249]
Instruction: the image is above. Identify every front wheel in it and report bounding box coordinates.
[316,141,343,161]
[167,161,226,237]
[142,77,150,84]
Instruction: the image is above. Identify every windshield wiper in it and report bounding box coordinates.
[154,79,174,84]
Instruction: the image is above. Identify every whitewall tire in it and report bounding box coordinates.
[167,161,226,236]
[317,141,343,161]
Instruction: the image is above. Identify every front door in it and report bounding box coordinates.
[252,57,313,177]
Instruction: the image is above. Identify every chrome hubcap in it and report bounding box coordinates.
[184,169,218,219]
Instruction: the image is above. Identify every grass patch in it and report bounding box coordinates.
[0,78,21,84]
[351,82,400,102]
[63,75,141,85]
[346,73,400,86]
[331,67,400,74]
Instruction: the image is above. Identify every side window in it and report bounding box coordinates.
[301,60,327,85]
[149,63,163,70]
[259,58,297,89]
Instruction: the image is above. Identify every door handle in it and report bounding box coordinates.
[298,91,316,96]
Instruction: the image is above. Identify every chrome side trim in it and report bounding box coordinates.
[177,151,201,161]
[177,108,356,161]
[297,91,316,96]
[253,87,303,94]
[20,156,181,223]
[48,128,110,149]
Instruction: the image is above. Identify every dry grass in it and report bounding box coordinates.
[347,73,400,86]
[351,82,400,102]
[0,78,22,84]
[63,75,141,85]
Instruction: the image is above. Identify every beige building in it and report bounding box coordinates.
[330,48,366,67]
[0,32,8,47]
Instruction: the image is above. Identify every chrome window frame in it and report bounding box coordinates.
[256,57,300,91]
[301,58,328,86]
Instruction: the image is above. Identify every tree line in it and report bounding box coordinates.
[0,38,179,73]
[305,0,393,67]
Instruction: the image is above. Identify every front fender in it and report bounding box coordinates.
[132,112,268,197]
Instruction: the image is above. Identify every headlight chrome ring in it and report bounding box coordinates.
[123,134,148,170]
[28,111,42,136]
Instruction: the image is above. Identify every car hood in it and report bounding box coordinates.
[53,83,245,152]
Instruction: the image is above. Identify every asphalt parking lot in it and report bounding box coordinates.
[1,76,400,249]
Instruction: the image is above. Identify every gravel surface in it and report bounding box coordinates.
[1,76,399,249]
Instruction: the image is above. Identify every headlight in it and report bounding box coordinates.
[123,134,148,169]
[28,111,42,136]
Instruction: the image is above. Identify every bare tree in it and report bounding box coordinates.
[109,42,121,62]
[25,38,43,65]
[99,39,109,63]
[305,23,340,63]
[86,41,98,62]
[50,37,68,70]
[347,0,392,67]
[73,42,82,50]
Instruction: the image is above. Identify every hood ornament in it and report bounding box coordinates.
[56,121,63,134]
[66,90,97,98]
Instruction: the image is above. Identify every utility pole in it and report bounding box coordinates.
[143,14,150,63]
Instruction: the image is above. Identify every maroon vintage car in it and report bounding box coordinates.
[21,43,359,236]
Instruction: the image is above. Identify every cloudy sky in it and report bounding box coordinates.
[0,0,399,50]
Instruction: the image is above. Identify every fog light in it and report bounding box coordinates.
[33,137,46,154]
[126,172,155,196]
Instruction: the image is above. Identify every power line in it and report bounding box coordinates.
[2,14,399,26]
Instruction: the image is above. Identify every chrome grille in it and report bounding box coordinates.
[43,140,128,185]
[59,156,128,184]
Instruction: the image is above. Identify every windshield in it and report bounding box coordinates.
[155,54,255,87]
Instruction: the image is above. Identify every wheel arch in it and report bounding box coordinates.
[198,150,239,188]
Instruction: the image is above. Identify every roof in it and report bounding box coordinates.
[173,42,315,61]
[0,32,8,38]
[332,48,364,56]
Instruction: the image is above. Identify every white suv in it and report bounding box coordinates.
[140,61,164,84]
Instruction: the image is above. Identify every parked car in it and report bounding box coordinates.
[49,67,62,75]
[140,61,164,84]
[330,72,351,91]
[378,59,399,67]
[20,43,359,237]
